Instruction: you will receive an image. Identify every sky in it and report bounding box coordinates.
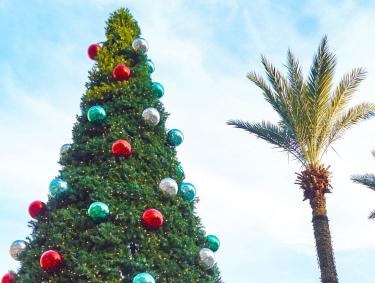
[1,0,375,282]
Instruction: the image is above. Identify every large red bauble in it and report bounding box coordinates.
[87,44,101,60]
[112,139,132,158]
[142,209,164,230]
[40,250,63,272]
[113,64,131,81]
[1,273,15,283]
[29,201,47,219]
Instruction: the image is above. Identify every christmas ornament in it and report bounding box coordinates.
[132,37,149,53]
[1,272,15,283]
[88,202,109,222]
[40,250,63,272]
[112,139,132,158]
[49,178,69,197]
[151,82,164,98]
[147,59,155,73]
[207,235,220,252]
[127,242,140,255]
[167,129,184,146]
[60,144,71,155]
[113,64,131,81]
[29,200,47,219]
[199,248,216,269]
[159,177,178,195]
[142,108,160,126]
[87,43,101,60]
[179,182,196,201]
[87,105,106,123]
[132,272,155,283]
[177,164,185,179]
[9,240,27,261]
[142,209,164,230]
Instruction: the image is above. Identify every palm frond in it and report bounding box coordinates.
[227,119,303,163]
[247,71,293,128]
[317,68,367,153]
[329,68,367,118]
[285,49,311,151]
[260,56,294,126]
[306,36,336,110]
[261,55,289,100]
[328,103,375,145]
[305,36,336,154]
[286,49,304,99]
[351,174,375,190]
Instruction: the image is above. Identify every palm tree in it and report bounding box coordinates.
[351,151,375,219]
[228,36,375,283]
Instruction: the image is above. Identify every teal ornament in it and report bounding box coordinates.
[147,59,155,73]
[151,82,164,98]
[49,178,69,197]
[132,272,155,283]
[167,129,184,146]
[177,164,185,179]
[179,182,196,201]
[88,201,109,221]
[207,235,220,252]
[87,105,106,123]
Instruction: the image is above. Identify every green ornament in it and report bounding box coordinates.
[167,129,184,146]
[87,105,106,123]
[151,82,164,98]
[207,235,220,252]
[88,201,109,221]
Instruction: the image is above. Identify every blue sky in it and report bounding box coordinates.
[1,0,375,282]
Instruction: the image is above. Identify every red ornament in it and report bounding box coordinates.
[87,44,101,60]
[1,273,15,283]
[29,201,47,219]
[142,209,164,230]
[113,64,131,81]
[40,250,63,272]
[112,139,132,158]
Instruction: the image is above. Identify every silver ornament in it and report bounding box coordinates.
[159,177,178,195]
[199,248,216,269]
[9,240,27,261]
[60,143,71,155]
[142,108,160,126]
[132,37,149,53]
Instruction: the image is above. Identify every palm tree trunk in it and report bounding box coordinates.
[310,194,339,283]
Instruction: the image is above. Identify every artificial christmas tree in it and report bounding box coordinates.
[4,8,221,283]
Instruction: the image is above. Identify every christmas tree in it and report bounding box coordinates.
[2,8,221,283]
[352,151,375,219]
